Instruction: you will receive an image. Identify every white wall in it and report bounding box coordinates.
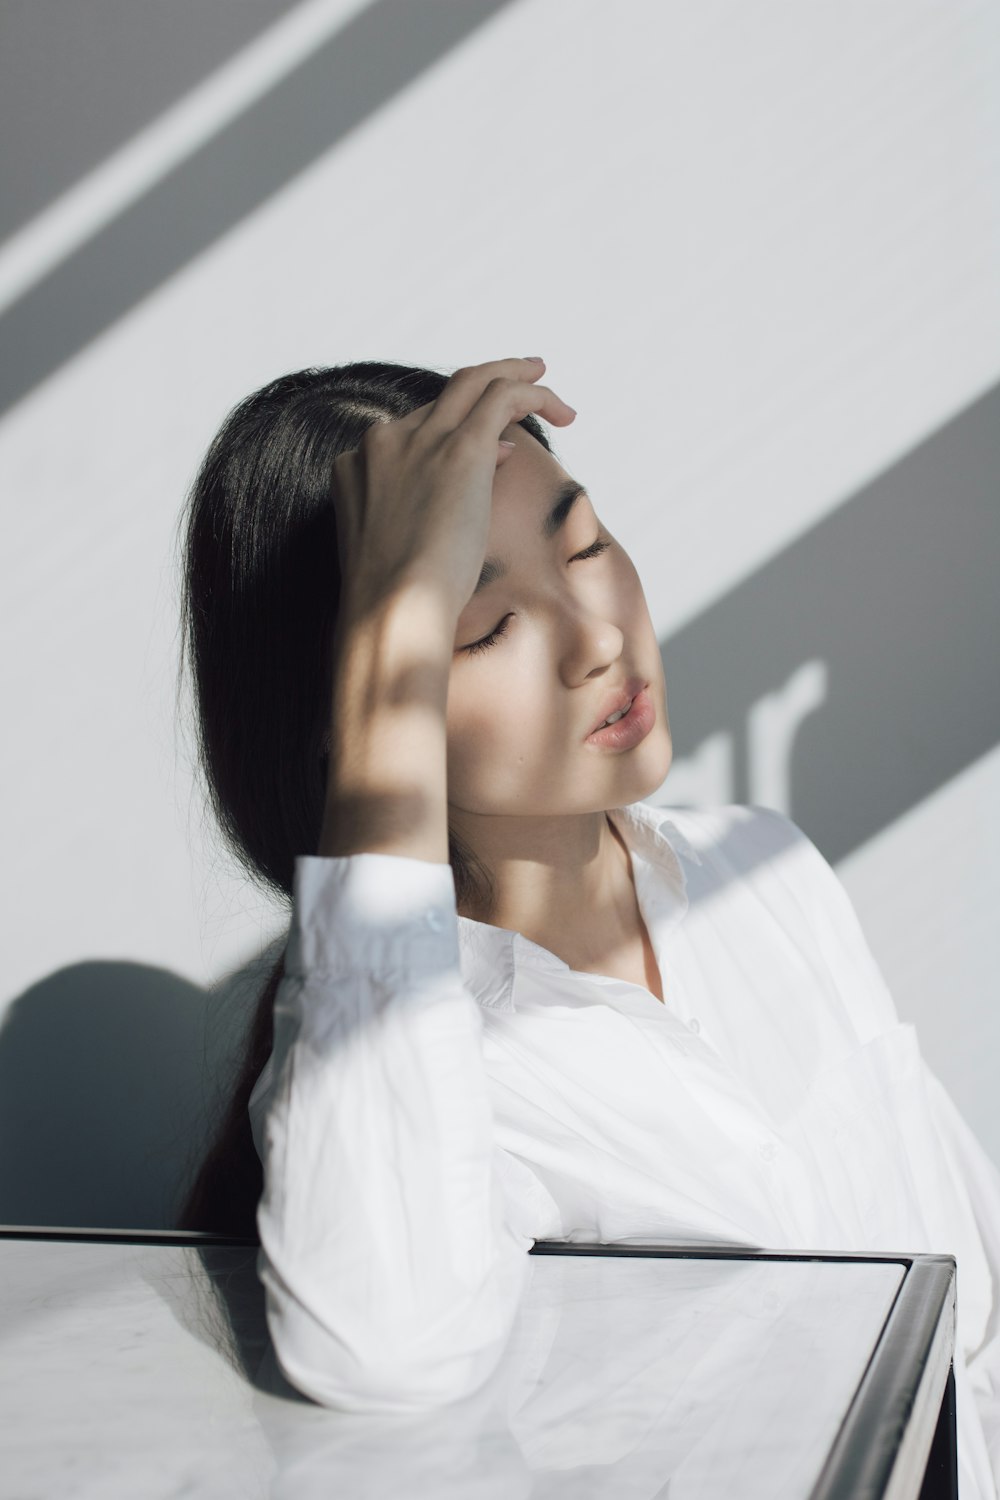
[1,0,998,1226]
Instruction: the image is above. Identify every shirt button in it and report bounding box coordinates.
[426,910,444,931]
[759,1142,778,1162]
[688,1018,701,1034]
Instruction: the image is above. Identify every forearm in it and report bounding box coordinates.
[318,585,455,864]
[251,855,535,1411]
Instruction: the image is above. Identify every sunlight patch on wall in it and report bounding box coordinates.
[662,660,829,816]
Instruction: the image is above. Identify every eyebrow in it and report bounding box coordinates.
[473,481,587,595]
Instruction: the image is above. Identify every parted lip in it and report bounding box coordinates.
[586,676,649,737]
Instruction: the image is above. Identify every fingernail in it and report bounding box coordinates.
[524,356,545,364]
[498,439,517,449]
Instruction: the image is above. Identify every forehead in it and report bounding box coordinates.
[489,427,580,537]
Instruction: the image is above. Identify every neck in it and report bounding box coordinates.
[450,807,642,973]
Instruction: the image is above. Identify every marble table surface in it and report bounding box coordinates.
[0,1236,908,1499]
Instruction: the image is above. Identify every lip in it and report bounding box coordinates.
[585,678,655,751]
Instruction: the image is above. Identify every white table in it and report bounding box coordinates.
[0,1230,956,1499]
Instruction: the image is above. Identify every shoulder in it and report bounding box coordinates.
[636,800,817,878]
[642,800,899,1035]
[635,798,851,928]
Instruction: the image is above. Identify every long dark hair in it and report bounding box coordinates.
[177,362,550,1235]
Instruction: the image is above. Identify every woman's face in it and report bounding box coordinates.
[446,427,672,820]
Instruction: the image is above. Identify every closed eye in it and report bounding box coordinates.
[571,537,610,562]
[458,540,611,657]
[460,541,609,655]
[461,612,514,656]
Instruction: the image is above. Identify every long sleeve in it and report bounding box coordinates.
[246,852,548,1414]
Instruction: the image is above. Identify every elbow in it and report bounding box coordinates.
[257,1218,533,1414]
[270,1313,508,1414]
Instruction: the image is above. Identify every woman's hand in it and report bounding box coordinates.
[318,357,574,862]
[330,357,576,626]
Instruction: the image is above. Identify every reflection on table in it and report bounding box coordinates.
[0,1233,952,1499]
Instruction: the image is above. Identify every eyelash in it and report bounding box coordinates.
[461,537,611,655]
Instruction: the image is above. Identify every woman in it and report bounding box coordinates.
[180,357,1000,1491]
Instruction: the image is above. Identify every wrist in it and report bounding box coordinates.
[319,586,455,862]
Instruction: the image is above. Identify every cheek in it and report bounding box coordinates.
[610,546,654,628]
[445,646,565,813]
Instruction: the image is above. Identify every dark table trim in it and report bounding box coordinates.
[0,1225,259,1245]
[810,1256,957,1500]
[2,1229,956,1498]
[531,1240,958,1500]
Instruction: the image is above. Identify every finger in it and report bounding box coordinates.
[460,378,576,449]
[422,357,549,433]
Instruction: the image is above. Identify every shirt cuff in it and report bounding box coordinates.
[286,852,461,981]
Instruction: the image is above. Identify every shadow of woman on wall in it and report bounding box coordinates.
[0,938,282,1231]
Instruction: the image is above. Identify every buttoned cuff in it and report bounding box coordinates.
[286,852,461,980]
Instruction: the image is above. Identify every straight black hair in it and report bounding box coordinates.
[177,362,550,1235]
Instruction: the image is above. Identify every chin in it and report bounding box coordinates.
[610,727,673,810]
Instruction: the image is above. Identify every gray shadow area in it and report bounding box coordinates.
[0,942,283,1230]
[0,0,517,418]
[0,0,302,241]
[661,379,1000,863]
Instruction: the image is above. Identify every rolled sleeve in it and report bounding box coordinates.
[285,852,461,982]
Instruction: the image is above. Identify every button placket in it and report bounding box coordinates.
[657,953,707,1049]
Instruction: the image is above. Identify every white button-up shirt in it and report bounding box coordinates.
[248,801,1000,1494]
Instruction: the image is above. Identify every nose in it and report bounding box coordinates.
[558,598,625,688]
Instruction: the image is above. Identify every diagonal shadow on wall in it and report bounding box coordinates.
[0,0,303,242]
[660,379,1000,864]
[0,0,517,419]
[0,941,285,1230]
[3,383,997,1230]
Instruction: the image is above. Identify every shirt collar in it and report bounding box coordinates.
[456,801,700,1014]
